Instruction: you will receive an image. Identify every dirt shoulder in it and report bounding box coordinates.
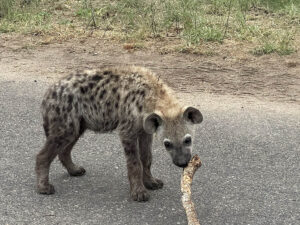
[1,35,299,106]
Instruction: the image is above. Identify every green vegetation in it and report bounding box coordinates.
[252,31,296,56]
[0,0,50,33]
[1,0,299,55]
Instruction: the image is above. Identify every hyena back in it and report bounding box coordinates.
[36,66,203,202]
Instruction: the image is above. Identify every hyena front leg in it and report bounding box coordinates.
[121,135,149,202]
[138,131,164,190]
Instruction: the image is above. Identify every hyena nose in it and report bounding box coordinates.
[176,162,189,168]
[173,153,191,168]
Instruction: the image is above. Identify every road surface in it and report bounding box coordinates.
[0,75,299,225]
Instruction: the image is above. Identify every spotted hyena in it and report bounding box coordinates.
[35,66,203,201]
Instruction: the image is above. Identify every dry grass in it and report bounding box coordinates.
[1,0,299,56]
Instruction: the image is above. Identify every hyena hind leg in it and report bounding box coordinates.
[36,131,83,194]
[58,136,86,176]
[35,138,60,194]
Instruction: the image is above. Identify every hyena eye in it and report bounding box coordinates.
[183,136,192,145]
[164,140,173,149]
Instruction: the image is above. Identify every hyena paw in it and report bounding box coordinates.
[144,178,164,190]
[69,166,86,176]
[37,183,55,195]
[131,188,150,202]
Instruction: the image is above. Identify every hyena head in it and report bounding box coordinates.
[143,106,203,168]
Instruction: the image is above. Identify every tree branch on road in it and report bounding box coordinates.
[181,155,202,225]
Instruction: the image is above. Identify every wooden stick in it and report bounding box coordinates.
[181,155,202,225]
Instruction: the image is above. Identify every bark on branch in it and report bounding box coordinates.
[181,155,202,225]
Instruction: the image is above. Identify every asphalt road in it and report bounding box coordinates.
[0,77,299,225]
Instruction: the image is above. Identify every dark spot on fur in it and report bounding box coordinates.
[89,82,95,89]
[62,106,66,112]
[92,74,103,81]
[73,83,78,88]
[115,102,119,108]
[103,70,112,75]
[59,86,65,98]
[142,83,150,90]
[63,113,67,120]
[105,121,109,127]
[124,93,130,103]
[132,96,136,102]
[55,139,63,147]
[140,90,145,97]
[67,105,72,112]
[43,122,49,137]
[104,78,111,85]
[96,86,100,92]
[110,120,119,130]
[67,75,72,81]
[128,77,134,83]
[52,91,57,100]
[74,102,78,112]
[112,87,117,93]
[69,122,74,128]
[116,94,120,101]
[138,104,143,112]
[55,106,60,114]
[90,95,94,101]
[121,120,126,126]
[99,89,106,99]
[83,103,88,109]
[120,126,127,132]
[106,101,111,107]
[80,86,87,94]
[93,104,97,110]
[113,75,119,82]
[68,95,73,104]
[79,117,86,136]
[110,75,118,82]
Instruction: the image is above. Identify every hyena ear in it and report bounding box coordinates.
[183,106,203,124]
[143,112,163,134]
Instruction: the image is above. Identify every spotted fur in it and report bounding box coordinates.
[35,66,203,201]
